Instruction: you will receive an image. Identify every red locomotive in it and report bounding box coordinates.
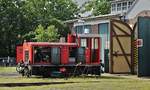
[16,34,101,77]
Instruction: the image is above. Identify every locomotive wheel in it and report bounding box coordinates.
[24,67,31,77]
[16,64,21,72]
[16,63,23,73]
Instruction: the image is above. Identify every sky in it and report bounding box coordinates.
[74,0,92,17]
[74,0,90,7]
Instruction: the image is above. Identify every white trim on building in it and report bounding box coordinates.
[73,19,109,26]
[111,0,135,14]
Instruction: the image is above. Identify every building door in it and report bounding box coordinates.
[138,17,150,77]
[110,19,134,74]
[99,23,109,72]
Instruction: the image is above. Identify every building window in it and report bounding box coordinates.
[98,23,109,34]
[128,1,133,8]
[75,25,91,34]
[117,3,121,11]
[84,25,91,34]
[111,4,116,12]
[75,26,83,34]
[122,2,127,10]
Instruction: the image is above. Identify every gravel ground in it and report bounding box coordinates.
[0,72,19,77]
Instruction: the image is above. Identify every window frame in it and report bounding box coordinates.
[122,2,127,11]
[117,3,122,11]
[128,1,133,9]
[111,3,116,12]
[74,25,91,34]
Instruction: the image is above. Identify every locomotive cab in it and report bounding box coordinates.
[68,34,100,65]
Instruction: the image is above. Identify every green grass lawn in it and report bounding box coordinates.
[0,67,16,73]
[0,67,150,90]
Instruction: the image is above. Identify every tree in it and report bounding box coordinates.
[22,0,78,39]
[0,0,29,56]
[0,0,78,57]
[24,0,78,21]
[83,0,111,16]
[34,25,60,42]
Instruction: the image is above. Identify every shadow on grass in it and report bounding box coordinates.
[0,82,76,87]
[69,75,125,79]
[30,75,125,80]
[30,74,126,80]
[99,76,125,79]
[0,76,126,87]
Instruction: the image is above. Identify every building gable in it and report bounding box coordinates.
[125,0,150,20]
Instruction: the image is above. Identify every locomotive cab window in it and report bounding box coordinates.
[69,47,77,64]
[91,38,99,62]
[80,38,87,47]
[34,46,51,63]
[25,50,29,62]
[92,38,98,49]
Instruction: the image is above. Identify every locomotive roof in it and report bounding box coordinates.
[24,42,78,46]
[76,34,100,38]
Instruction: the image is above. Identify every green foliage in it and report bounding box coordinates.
[24,0,78,21]
[0,0,78,56]
[83,0,111,16]
[23,31,36,42]
[0,0,29,56]
[34,25,59,42]
[22,0,78,38]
